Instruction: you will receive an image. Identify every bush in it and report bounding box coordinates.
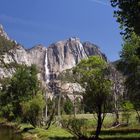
[61,118,90,139]
[0,103,15,121]
[0,36,15,55]
[121,101,134,125]
[64,99,73,115]
[21,93,45,127]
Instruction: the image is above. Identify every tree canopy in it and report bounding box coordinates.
[111,0,140,38]
[0,64,45,126]
[73,56,112,139]
[118,33,140,120]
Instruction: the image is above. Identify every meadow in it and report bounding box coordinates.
[19,112,140,140]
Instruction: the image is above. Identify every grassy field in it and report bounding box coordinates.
[27,125,74,140]
[23,112,140,140]
[1,112,140,140]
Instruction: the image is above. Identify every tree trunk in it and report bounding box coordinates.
[74,102,76,118]
[114,86,119,125]
[113,109,119,126]
[115,109,119,123]
[45,104,48,120]
[58,93,61,118]
[45,92,48,120]
[74,94,76,118]
[94,107,102,140]
[46,98,56,129]
[136,110,140,123]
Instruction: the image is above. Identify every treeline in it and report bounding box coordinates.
[0,63,83,127]
[111,0,140,123]
[0,65,45,127]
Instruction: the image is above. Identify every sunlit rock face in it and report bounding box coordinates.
[0,24,10,40]
[0,25,124,97]
[27,45,47,82]
[0,45,30,79]
[46,37,107,82]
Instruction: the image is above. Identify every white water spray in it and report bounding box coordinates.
[45,49,50,83]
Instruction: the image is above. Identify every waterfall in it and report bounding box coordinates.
[45,49,50,83]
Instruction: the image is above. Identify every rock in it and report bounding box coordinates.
[0,24,124,97]
[0,24,10,40]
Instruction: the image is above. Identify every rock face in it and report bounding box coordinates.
[0,24,10,40]
[0,25,124,96]
[46,37,107,82]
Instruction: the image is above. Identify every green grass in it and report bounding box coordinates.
[0,117,7,123]
[66,112,140,128]
[101,133,140,140]
[28,125,74,140]
[18,123,34,132]
[61,113,140,140]
[1,112,140,140]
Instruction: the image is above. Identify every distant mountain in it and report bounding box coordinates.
[0,24,124,97]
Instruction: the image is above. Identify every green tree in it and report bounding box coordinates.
[61,118,89,139]
[121,101,134,125]
[119,33,140,122]
[0,36,15,55]
[0,64,45,125]
[63,97,73,115]
[0,36,16,65]
[21,92,45,127]
[8,64,39,117]
[0,78,14,120]
[73,56,112,140]
[111,0,140,38]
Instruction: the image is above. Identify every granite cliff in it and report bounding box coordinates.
[0,24,124,97]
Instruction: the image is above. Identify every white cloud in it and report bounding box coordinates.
[0,14,39,27]
[0,14,76,33]
[88,0,110,6]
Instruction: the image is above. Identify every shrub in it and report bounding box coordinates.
[64,98,73,115]
[0,103,15,121]
[61,118,90,139]
[121,101,134,125]
[21,93,45,127]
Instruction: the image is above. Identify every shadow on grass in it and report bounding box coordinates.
[48,129,140,140]
[46,136,140,140]
[48,137,77,140]
[102,138,140,140]
[100,129,140,135]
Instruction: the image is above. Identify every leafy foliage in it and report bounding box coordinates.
[118,33,140,122]
[0,36,16,68]
[21,93,45,127]
[73,56,113,114]
[73,56,113,139]
[111,0,140,38]
[61,118,89,139]
[0,36,15,55]
[121,101,134,125]
[63,97,74,115]
[0,64,45,126]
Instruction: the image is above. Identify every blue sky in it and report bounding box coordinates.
[0,0,122,61]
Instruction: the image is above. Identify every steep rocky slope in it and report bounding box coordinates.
[0,24,10,40]
[0,24,124,97]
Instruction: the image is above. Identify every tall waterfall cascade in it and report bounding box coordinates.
[45,49,50,83]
